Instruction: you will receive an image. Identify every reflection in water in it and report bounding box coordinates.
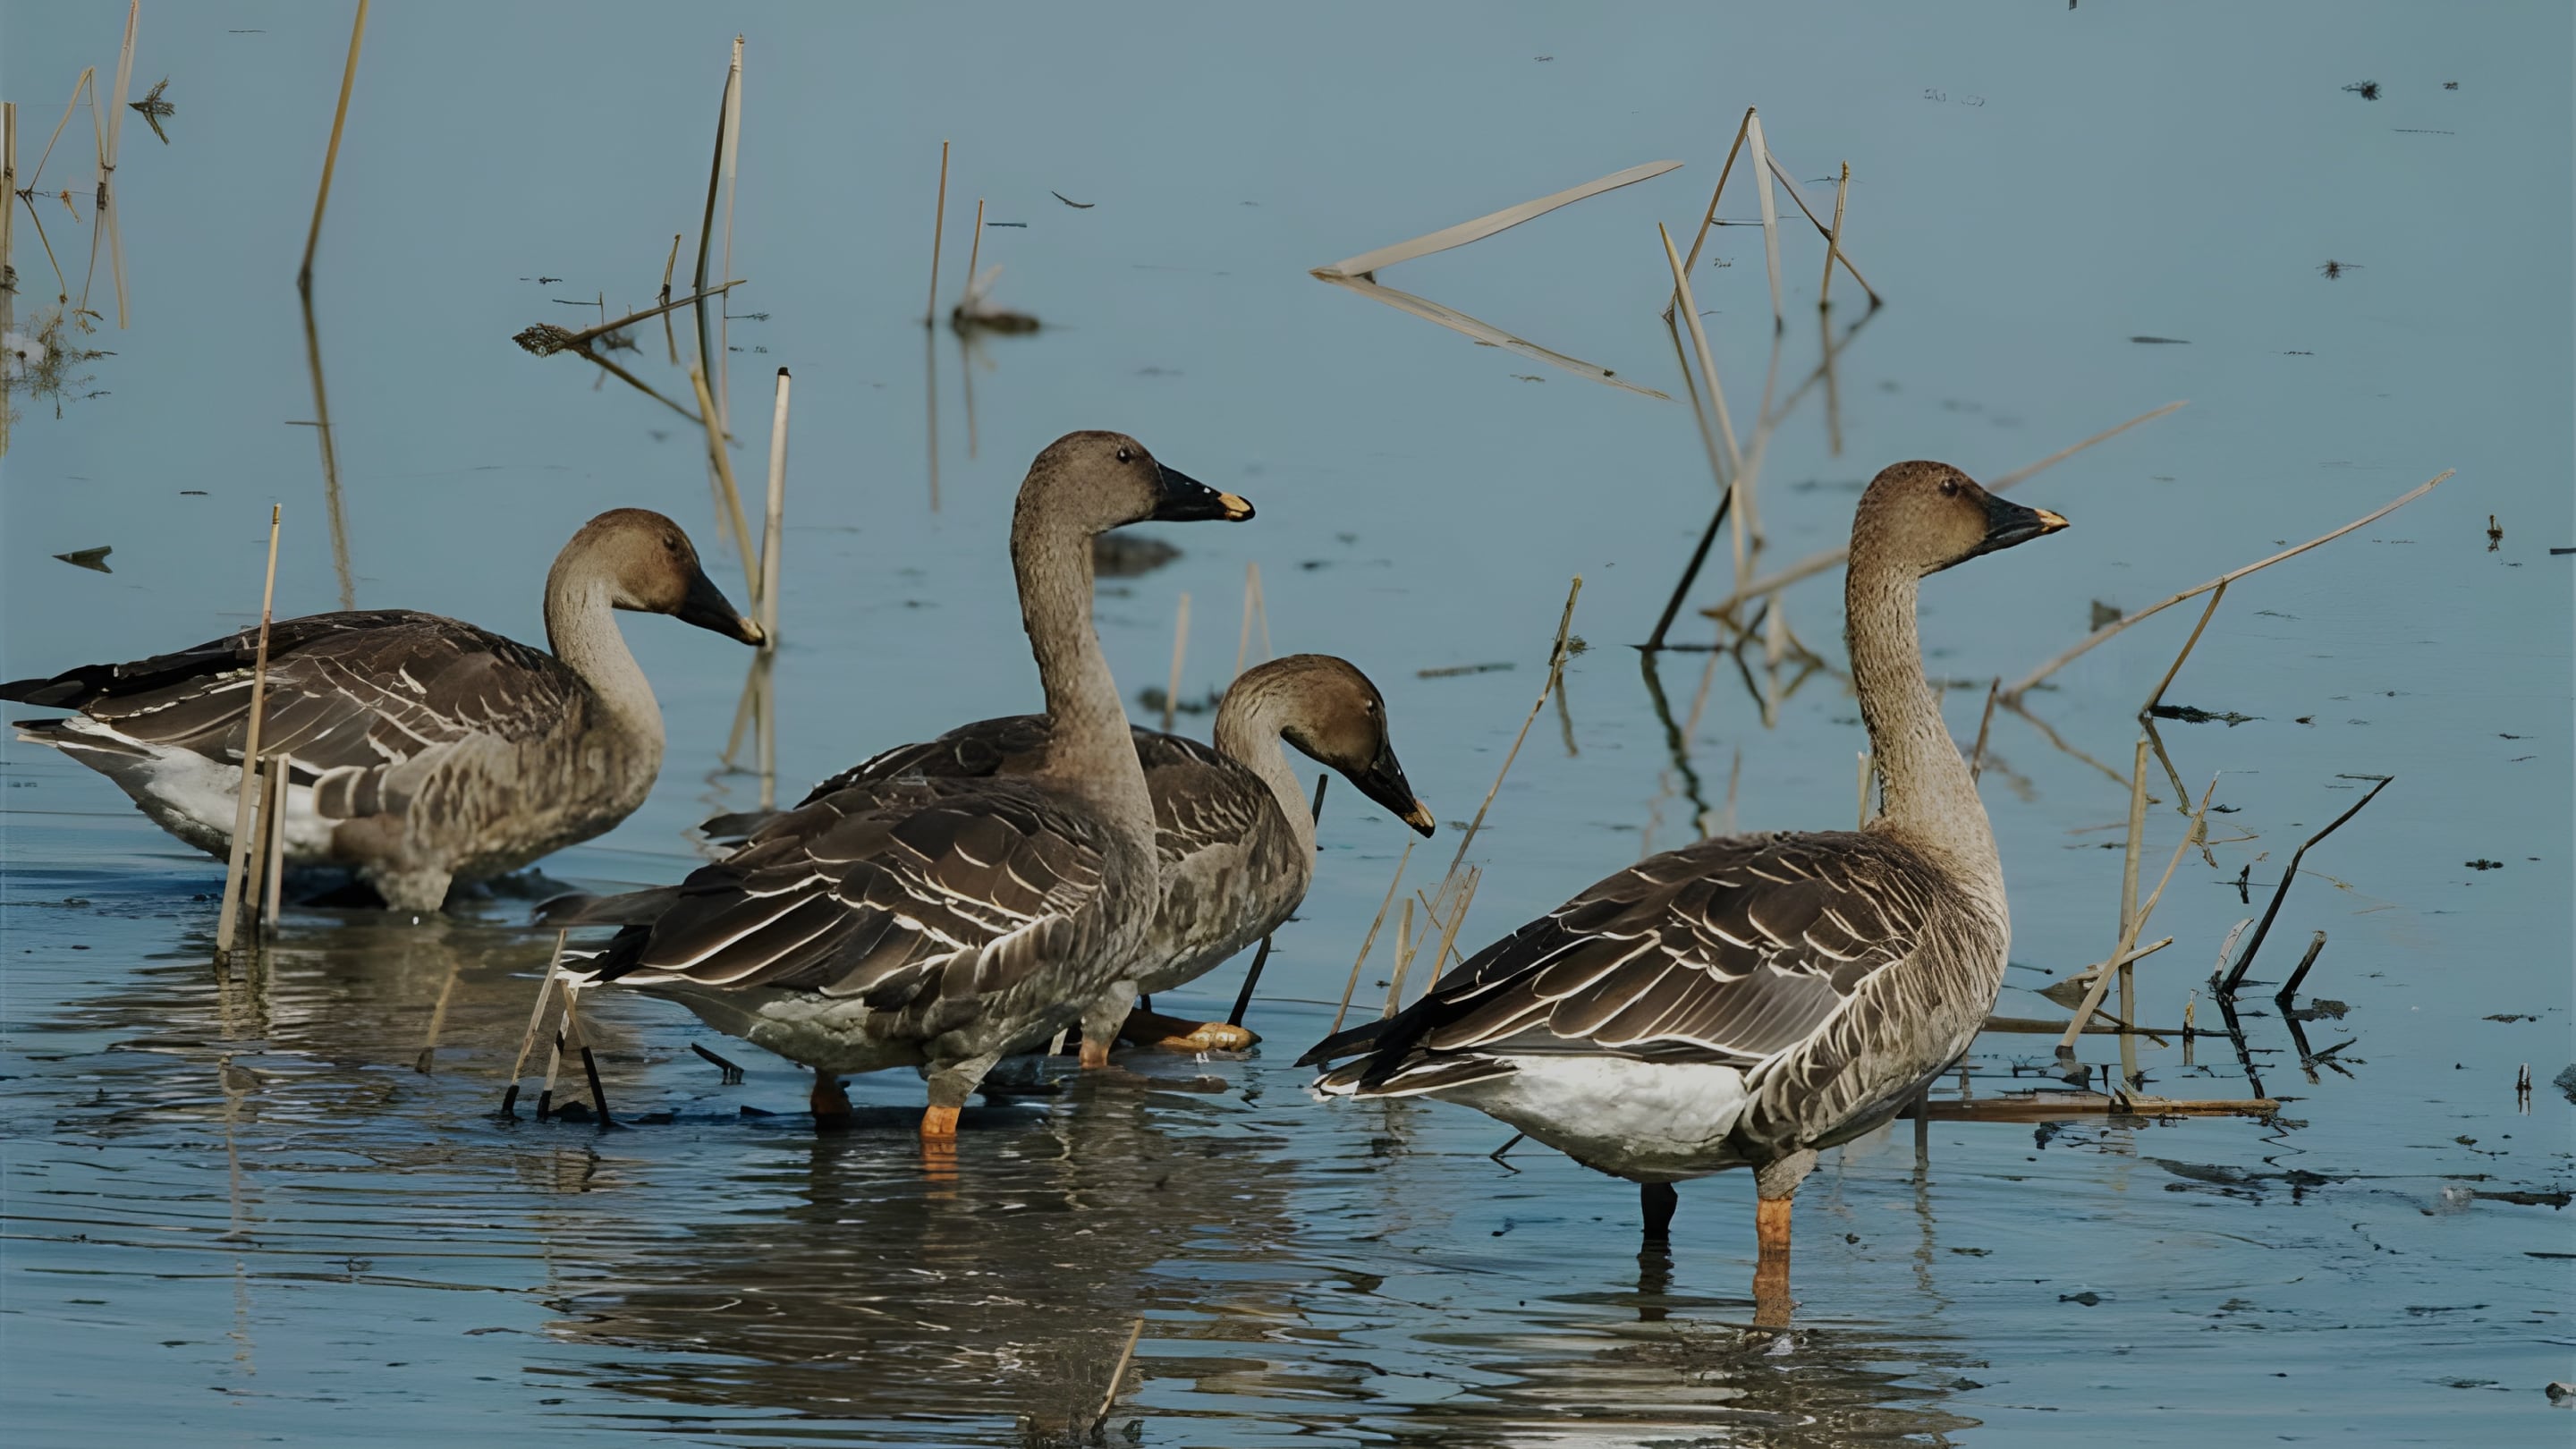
[543,1089,1309,1442]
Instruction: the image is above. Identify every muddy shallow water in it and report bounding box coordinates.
[4,4,2571,1445]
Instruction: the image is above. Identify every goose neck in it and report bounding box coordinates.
[1214,682,1319,866]
[1012,505,1156,838]
[544,561,664,754]
[1845,553,1995,879]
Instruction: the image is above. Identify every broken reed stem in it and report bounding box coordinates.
[1672,107,1754,306]
[1381,897,1416,1019]
[1234,563,1267,680]
[959,198,985,312]
[259,758,288,932]
[1437,578,1582,884]
[924,140,949,326]
[1423,868,1480,991]
[716,35,743,426]
[1818,162,1849,312]
[1745,111,1784,332]
[2118,736,2149,1029]
[1644,486,1733,651]
[214,506,284,963]
[1758,148,1880,304]
[2119,735,2148,943]
[415,958,459,1073]
[2057,776,2214,1054]
[1968,678,2000,783]
[2275,930,2329,1004]
[1704,402,2189,615]
[2140,580,2227,716]
[689,364,760,602]
[658,233,682,362]
[241,763,272,932]
[297,0,369,296]
[1856,750,1873,829]
[1163,592,1190,733]
[1095,1317,1147,1433]
[2005,471,2450,699]
[534,280,744,356]
[502,932,570,1116]
[92,0,138,327]
[1657,225,1743,474]
[2216,775,2394,995]
[691,52,738,408]
[1331,839,1413,1034]
[758,368,790,645]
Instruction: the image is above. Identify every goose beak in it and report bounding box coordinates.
[1349,743,1436,837]
[1970,496,2071,558]
[674,565,766,646]
[1150,463,1256,523]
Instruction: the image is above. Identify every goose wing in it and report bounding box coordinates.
[720,719,1258,873]
[4,611,582,815]
[1303,831,1939,1089]
[588,775,1110,1011]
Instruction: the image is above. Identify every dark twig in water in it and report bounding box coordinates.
[691,1041,746,1084]
[1643,486,1733,650]
[1968,678,2001,782]
[2274,930,2329,1008]
[2217,777,2391,996]
[1050,190,1093,208]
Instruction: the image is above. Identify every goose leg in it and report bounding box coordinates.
[1751,1148,1817,1328]
[1077,982,1140,1069]
[921,1051,1000,1136]
[810,1070,852,1129]
[1640,1182,1680,1245]
[1122,1005,1261,1053]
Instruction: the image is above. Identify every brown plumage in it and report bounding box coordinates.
[1303,460,2067,1322]
[4,510,760,910]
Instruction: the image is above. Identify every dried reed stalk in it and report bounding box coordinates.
[716,35,743,424]
[658,233,682,361]
[298,0,369,296]
[689,364,759,601]
[1705,401,2189,615]
[1163,592,1190,733]
[2139,580,2227,716]
[414,958,459,1073]
[1317,159,1682,279]
[1095,1317,1147,1433]
[501,932,569,1117]
[1313,273,1669,397]
[89,0,138,327]
[1233,563,1268,679]
[259,758,288,932]
[1818,163,1849,311]
[1856,750,1873,829]
[1423,867,1480,990]
[2116,735,2150,1028]
[924,141,949,326]
[960,198,985,313]
[1745,112,1784,331]
[1672,107,1753,306]
[1330,839,1413,1034]
[2275,930,2329,1004]
[2056,777,2214,1053]
[1750,148,1877,303]
[1436,578,1581,885]
[758,368,790,644]
[2004,471,2450,699]
[1968,678,2000,782]
[214,506,284,962]
[241,763,272,930]
[2216,777,2392,995]
[1380,897,1416,1019]
[691,49,739,411]
[1657,226,1743,473]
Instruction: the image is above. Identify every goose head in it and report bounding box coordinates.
[1852,461,2069,577]
[1020,430,1253,537]
[1250,654,1436,836]
[562,508,765,645]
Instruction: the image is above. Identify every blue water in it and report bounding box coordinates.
[4,3,2569,1443]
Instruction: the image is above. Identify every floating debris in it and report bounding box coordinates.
[2130,335,2191,344]
[2318,259,2361,279]
[2149,703,2258,726]
[2465,859,2504,871]
[1050,191,1094,209]
[128,77,175,145]
[1419,661,1516,679]
[2487,514,2504,551]
[52,547,112,572]
[2343,80,2382,100]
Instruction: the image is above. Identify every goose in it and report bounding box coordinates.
[558,431,1255,1140]
[1301,461,2067,1322]
[688,652,1439,1057]
[4,509,763,911]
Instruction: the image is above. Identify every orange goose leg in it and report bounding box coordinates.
[810,1071,852,1129]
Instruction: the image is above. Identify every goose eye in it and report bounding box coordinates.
[1938,478,1960,496]
[1115,447,1134,463]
